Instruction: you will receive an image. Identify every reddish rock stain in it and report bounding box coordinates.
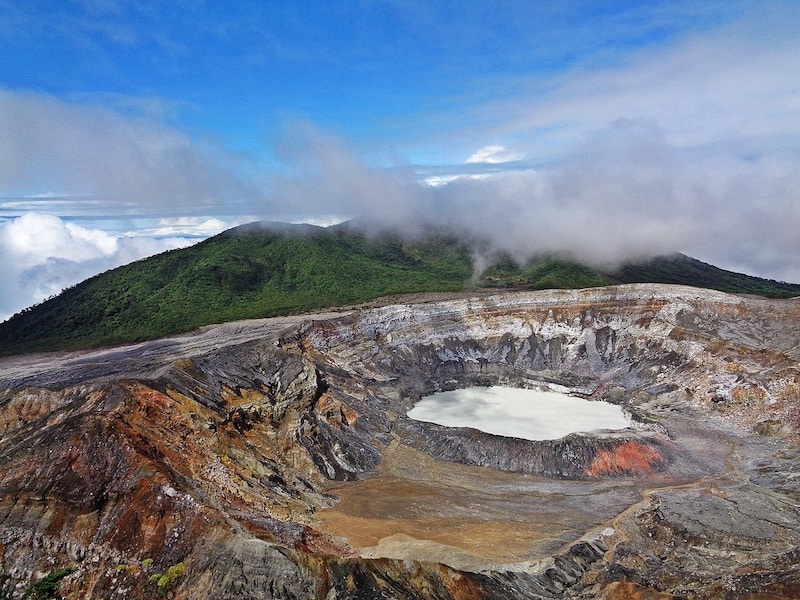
[586,441,664,478]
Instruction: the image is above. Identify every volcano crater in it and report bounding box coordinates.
[3,285,800,598]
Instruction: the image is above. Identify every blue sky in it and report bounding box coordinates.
[1,2,738,162]
[1,1,799,319]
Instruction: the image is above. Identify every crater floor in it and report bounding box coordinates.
[313,440,648,572]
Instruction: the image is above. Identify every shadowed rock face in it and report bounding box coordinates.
[1,284,800,598]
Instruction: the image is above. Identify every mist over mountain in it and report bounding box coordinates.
[2,117,798,324]
[271,120,800,282]
[2,4,800,333]
[0,220,797,357]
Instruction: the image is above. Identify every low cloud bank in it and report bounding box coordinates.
[272,120,800,284]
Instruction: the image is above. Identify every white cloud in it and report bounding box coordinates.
[421,175,461,187]
[288,215,349,227]
[465,145,524,164]
[465,4,800,164]
[422,174,490,187]
[29,191,90,199]
[4,213,118,263]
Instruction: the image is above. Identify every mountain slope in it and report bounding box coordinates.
[0,222,473,354]
[1,222,798,356]
[608,253,800,299]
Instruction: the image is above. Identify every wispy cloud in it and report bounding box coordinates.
[448,3,800,163]
[0,89,262,215]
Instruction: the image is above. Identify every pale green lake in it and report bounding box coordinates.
[407,386,630,441]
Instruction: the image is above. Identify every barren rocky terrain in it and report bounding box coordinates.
[2,284,800,599]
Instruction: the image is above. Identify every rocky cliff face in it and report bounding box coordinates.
[1,284,799,599]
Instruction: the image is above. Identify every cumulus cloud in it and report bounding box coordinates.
[0,213,195,321]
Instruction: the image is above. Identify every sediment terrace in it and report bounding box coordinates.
[1,284,800,599]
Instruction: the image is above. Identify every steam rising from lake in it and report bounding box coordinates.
[407,386,630,441]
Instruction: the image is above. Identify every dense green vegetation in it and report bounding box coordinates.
[0,222,798,356]
[22,568,76,600]
[480,256,614,290]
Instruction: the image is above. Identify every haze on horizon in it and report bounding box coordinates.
[1,1,799,320]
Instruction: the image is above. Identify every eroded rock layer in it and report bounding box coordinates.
[1,284,799,598]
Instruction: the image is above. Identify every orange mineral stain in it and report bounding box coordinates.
[586,441,664,478]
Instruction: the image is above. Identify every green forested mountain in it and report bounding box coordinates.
[1,222,798,356]
[0,223,472,354]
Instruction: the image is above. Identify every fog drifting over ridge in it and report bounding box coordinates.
[273,119,800,281]
[2,115,799,321]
